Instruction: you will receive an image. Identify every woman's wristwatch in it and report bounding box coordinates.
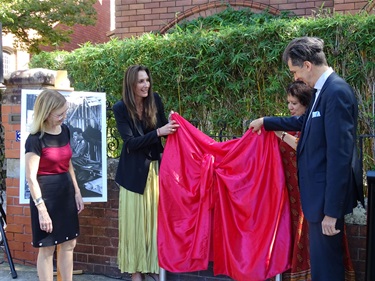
[281,131,287,142]
[34,197,44,206]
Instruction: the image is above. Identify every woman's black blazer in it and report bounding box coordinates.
[113,93,168,194]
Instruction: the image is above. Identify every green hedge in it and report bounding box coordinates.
[30,9,375,168]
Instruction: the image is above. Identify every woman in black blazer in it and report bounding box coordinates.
[113,65,179,281]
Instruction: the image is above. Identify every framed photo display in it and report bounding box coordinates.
[19,89,107,203]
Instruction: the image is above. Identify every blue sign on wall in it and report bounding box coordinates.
[16,130,21,142]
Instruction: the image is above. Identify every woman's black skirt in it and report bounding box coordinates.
[30,172,79,247]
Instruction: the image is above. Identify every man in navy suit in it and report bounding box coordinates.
[250,37,362,280]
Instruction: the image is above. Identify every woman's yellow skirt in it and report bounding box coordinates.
[117,161,160,274]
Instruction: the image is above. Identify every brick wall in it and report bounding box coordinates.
[114,0,369,38]
[41,0,111,52]
[347,224,367,281]
[73,180,121,277]
[63,0,111,51]
[2,102,37,264]
[334,0,369,13]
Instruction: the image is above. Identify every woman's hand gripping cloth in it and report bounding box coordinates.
[158,113,292,281]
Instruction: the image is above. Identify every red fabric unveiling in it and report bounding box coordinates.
[158,113,292,281]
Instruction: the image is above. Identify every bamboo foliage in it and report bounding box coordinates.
[29,9,375,168]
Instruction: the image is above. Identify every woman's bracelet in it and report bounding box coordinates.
[281,131,287,142]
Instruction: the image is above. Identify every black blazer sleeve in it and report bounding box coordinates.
[264,115,305,132]
[113,102,159,153]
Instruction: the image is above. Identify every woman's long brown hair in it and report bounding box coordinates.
[122,65,157,128]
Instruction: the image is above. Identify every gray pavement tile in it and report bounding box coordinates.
[0,260,126,281]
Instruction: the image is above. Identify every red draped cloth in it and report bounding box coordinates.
[158,113,292,281]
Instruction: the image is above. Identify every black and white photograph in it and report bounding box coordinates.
[19,89,107,203]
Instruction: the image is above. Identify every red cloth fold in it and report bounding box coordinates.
[158,113,292,281]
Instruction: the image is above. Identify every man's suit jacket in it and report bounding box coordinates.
[264,73,363,222]
[113,93,168,194]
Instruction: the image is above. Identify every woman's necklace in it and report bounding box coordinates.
[137,103,143,118]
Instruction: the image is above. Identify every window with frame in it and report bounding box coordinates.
[3,51,15,76]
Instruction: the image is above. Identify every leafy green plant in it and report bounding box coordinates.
[29,9,375,171]
[0,0,97,53]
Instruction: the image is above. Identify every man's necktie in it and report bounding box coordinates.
[306,88,318,123]
[298,88,318,151]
